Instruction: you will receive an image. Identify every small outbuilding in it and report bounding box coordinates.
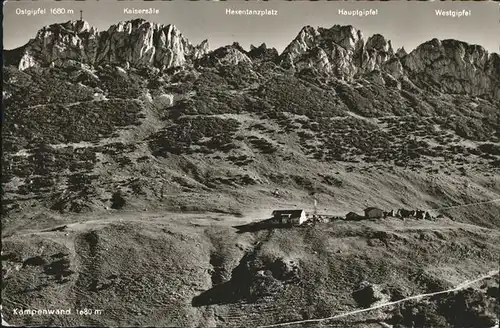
[271,210,308,226]
[345,212,364,221]
[364,207,384,219]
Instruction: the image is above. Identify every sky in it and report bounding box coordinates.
[3,1,499,54]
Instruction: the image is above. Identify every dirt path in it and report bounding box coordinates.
[23,98,111,110]
[257,270,499,328]
[8,210,255,238]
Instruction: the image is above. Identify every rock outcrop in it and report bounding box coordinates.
[402,39,500,99]
[280,25,404,79]
[248,43,279,62]
[198,42,252,67]
[18,20,99,70]
[352,281,391,308]
[13,19,209,71]
[279,25,499,99]
[280,25,390,78]
[5,19,499,100]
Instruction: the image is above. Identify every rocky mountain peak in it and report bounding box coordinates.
[191,39,211,63]
[298,25,320,38]
[248,43,278,62]
[396,47,408,58]
[403,38,499,99]
[198,42,252,67]
[280,24,395,79]
[11,19,209,71]
[366,34,394,55]
[230,42,246,52]
[37,20,97,36]
[5,19,498,100]
[250,43,267,51]
[317,25,364,51]
[278,24,498,99]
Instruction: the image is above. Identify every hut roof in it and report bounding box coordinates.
[272,210,305,219]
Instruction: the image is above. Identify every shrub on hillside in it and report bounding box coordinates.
[3,67,94,108]
[446,117,496,141]
[110,191,126,209]
[150,116,240,155]
[96,67,145,99]
[478,143,500,156]
[4,100,142,144]
[259,75,346,120]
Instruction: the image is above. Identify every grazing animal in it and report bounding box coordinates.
[416,210,425,220]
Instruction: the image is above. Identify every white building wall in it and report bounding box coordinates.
[298,211,307,225]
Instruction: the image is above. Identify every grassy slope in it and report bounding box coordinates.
[2,213,499,327]
[2,63,500,327]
